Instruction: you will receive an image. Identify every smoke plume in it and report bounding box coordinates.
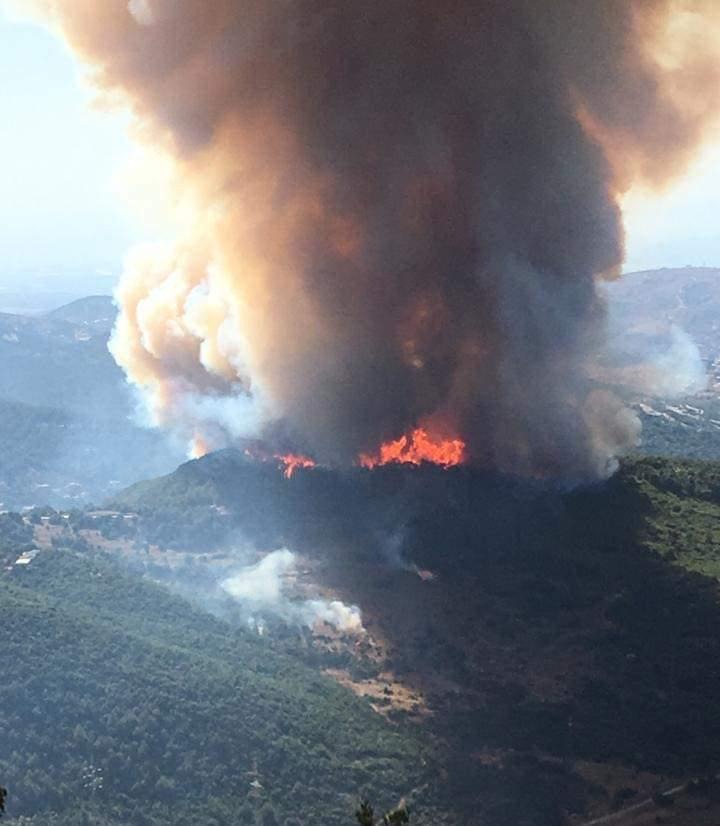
[33,0,720,478]
[221,549,364,634]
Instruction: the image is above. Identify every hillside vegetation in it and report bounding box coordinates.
[0,551,441,826]
[4,450,720,823]
[107,452,720,823]
[0,298,183,508]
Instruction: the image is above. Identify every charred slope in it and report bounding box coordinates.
[112,454,720,823]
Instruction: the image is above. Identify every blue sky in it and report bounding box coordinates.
[0,8,718,287]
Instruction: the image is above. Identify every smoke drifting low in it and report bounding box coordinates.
[221,549,364,635]
[36,0,720,478]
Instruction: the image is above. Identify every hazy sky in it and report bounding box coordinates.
[0,9,719,286]
[0,8,135,281]
[623,138,720,272]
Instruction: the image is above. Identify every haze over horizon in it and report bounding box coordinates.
[0,5,145,299]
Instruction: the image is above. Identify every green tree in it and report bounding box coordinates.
[356,801,375,826]
[356,800,409,825]
[384,810,410,825]
[258,802,280,826]
[0,785,7,818]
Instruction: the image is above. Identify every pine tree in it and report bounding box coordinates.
[356,801,375,826]
[356,800,409,825]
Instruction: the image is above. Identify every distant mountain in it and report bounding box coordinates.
[609,267,720,378]
[0,267,116,315]
[603,266,720,459]
[0,298,184,509]
[0,305,120,414]
[46,294,116,334]
[608,267,720,340]
[0,397,183,511]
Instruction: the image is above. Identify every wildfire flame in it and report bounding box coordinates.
[190,435,211,459]
[277,453,316,479]
[358,427,466,469]
[219,430,464,476]
[243,444,316,478]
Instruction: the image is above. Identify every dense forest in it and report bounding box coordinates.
[110,454,720,821]
[0,551,443,825]
[4,454,720,823]
[0,299,182,509]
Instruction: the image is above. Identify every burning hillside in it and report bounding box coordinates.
[244,428,466,475]
[359,428,466,470]
[26,0,720,481]
[97,450,720,823]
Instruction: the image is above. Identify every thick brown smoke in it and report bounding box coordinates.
[35,0,720,477]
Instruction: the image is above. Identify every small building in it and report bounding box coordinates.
[15,549,41,566]
[87,510,121,519]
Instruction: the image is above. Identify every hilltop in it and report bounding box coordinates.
[46,295,116,334]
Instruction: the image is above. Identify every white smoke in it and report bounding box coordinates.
[645,325,707,397]
[305,600,365,635]
[221,549,364,635]
[179,393,265,444]
[223,549,293,603]
[598,308,708,400]
[128,0,154,26]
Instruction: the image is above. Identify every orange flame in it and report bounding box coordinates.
[358,427,465,469]
[190,435,211,459]
[242,430,463,475]
[243,445,317,477]
[277,453,316,478]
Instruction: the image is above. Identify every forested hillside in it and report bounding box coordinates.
[4,408,720,824]
[0,551,442,825]
[0,398,180,510]
[104,453,720,823]
[0,298,183,508]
